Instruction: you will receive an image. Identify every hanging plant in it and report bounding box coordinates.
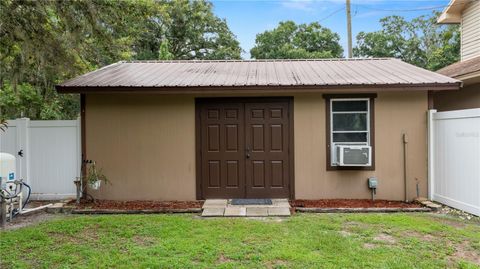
[86,162,109,190]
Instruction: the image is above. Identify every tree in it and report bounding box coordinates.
[250,21,343,59]
[353,12,460,71]
[134,0,242,61]
[0,0,147,119]
[0,0,241,120]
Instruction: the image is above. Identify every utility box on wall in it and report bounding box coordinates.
[368,177,378,189]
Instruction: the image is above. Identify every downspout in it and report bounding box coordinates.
[403,133,409,202]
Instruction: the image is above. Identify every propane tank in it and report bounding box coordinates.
[0,152,24,217]
[0,152,16,191]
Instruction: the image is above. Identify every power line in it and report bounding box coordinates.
[354,0,472,12]
[319,6,345,22]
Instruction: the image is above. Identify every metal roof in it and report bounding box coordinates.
[56,58,461,93]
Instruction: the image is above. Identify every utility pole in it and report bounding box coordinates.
[346,0,353,58]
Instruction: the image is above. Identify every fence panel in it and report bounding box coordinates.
[0,118,81,200]
[429,109,480,216]
[0,121,17,160]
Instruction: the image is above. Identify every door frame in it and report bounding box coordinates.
[195,97,295,200]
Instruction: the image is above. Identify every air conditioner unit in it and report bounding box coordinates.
[336,145,371,166]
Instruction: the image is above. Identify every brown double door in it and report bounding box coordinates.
[198,98,292,199]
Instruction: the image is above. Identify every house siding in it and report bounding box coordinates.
[461,0,480,61]
[85,91,428,201]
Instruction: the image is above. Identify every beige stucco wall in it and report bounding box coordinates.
[294,91,428,201]
[433,83,480,111]
[85,94,196,200]
[85,91,428,201]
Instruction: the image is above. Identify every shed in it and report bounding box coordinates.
[57,58,460,201]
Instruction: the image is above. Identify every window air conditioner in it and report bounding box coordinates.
[336,145,371,166]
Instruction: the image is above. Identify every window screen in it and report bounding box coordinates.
[330,98,371,166]
[331,99,369,143]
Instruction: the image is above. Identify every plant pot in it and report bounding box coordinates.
[89,180,101,190]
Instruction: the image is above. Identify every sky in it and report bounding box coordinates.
[211,0,451,58]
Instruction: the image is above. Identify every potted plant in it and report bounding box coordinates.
[86,161,109,190]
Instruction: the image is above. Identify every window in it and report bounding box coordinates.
[324,94,376,170]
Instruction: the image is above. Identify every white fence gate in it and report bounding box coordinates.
[0,118,81,200]
[428,109,480,216]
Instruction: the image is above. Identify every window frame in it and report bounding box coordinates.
[324,93,376,171]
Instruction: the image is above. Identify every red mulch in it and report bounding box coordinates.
[291,199,421,208]
[71,199,203,210]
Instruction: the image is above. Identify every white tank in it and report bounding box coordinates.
[0,153,16,188]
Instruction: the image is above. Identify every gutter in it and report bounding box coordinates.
[55,83,462,94]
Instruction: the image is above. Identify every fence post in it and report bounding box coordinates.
[427,110,436,200]
[15,118,30,185]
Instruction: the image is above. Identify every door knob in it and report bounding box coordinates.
[246,147,251,159]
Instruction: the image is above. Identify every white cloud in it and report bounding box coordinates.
[281,0,315,11]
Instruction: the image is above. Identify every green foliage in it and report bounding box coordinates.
[86,162,109,185]
[354,12,460,71]
[158,40,175,60]
[0,0,241,120]
[0,82,79,120]
[0,83,41,118]
[250,21,343,59]
[136,0,242,60]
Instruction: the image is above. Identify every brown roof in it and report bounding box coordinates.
[56,58,460,93]
[437,56,480,80]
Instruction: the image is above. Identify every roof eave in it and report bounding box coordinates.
[437,13,462,24]
[437,0,468,24]
[457,71,480,85]
[56,83,462,94]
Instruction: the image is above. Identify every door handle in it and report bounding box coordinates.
[246,147,251,159]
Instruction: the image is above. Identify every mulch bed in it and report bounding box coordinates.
[70,200,204,210]
[291,199,422,209]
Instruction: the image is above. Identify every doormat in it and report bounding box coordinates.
[231,199,273,205]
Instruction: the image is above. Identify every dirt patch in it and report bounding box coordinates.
[363,243,376,249]
[453,241,480,265]
[71,199,203,210]
[339,230,352,237]
[217,254,234,264]
[342,221,371,231]
[374,233,396,244]
[291,199,421,208]
[3,211,63,230]
[439,218,468,229]
[132,235,156,247]
[403,231,436,242]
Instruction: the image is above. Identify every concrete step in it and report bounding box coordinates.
[201,199,291,217]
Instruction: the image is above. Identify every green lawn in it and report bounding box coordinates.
[1,213,479,268]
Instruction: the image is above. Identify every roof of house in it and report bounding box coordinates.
[437,0,472,24]
[56,58,461,93]
[437,56,480,85]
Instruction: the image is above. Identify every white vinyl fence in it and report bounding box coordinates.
[0,118,81,200]
[428,109,480,216]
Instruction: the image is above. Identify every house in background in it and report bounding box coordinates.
[434,0,480,111]
[56,59,459,201]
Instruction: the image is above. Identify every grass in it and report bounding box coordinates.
[1,213,479,268]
